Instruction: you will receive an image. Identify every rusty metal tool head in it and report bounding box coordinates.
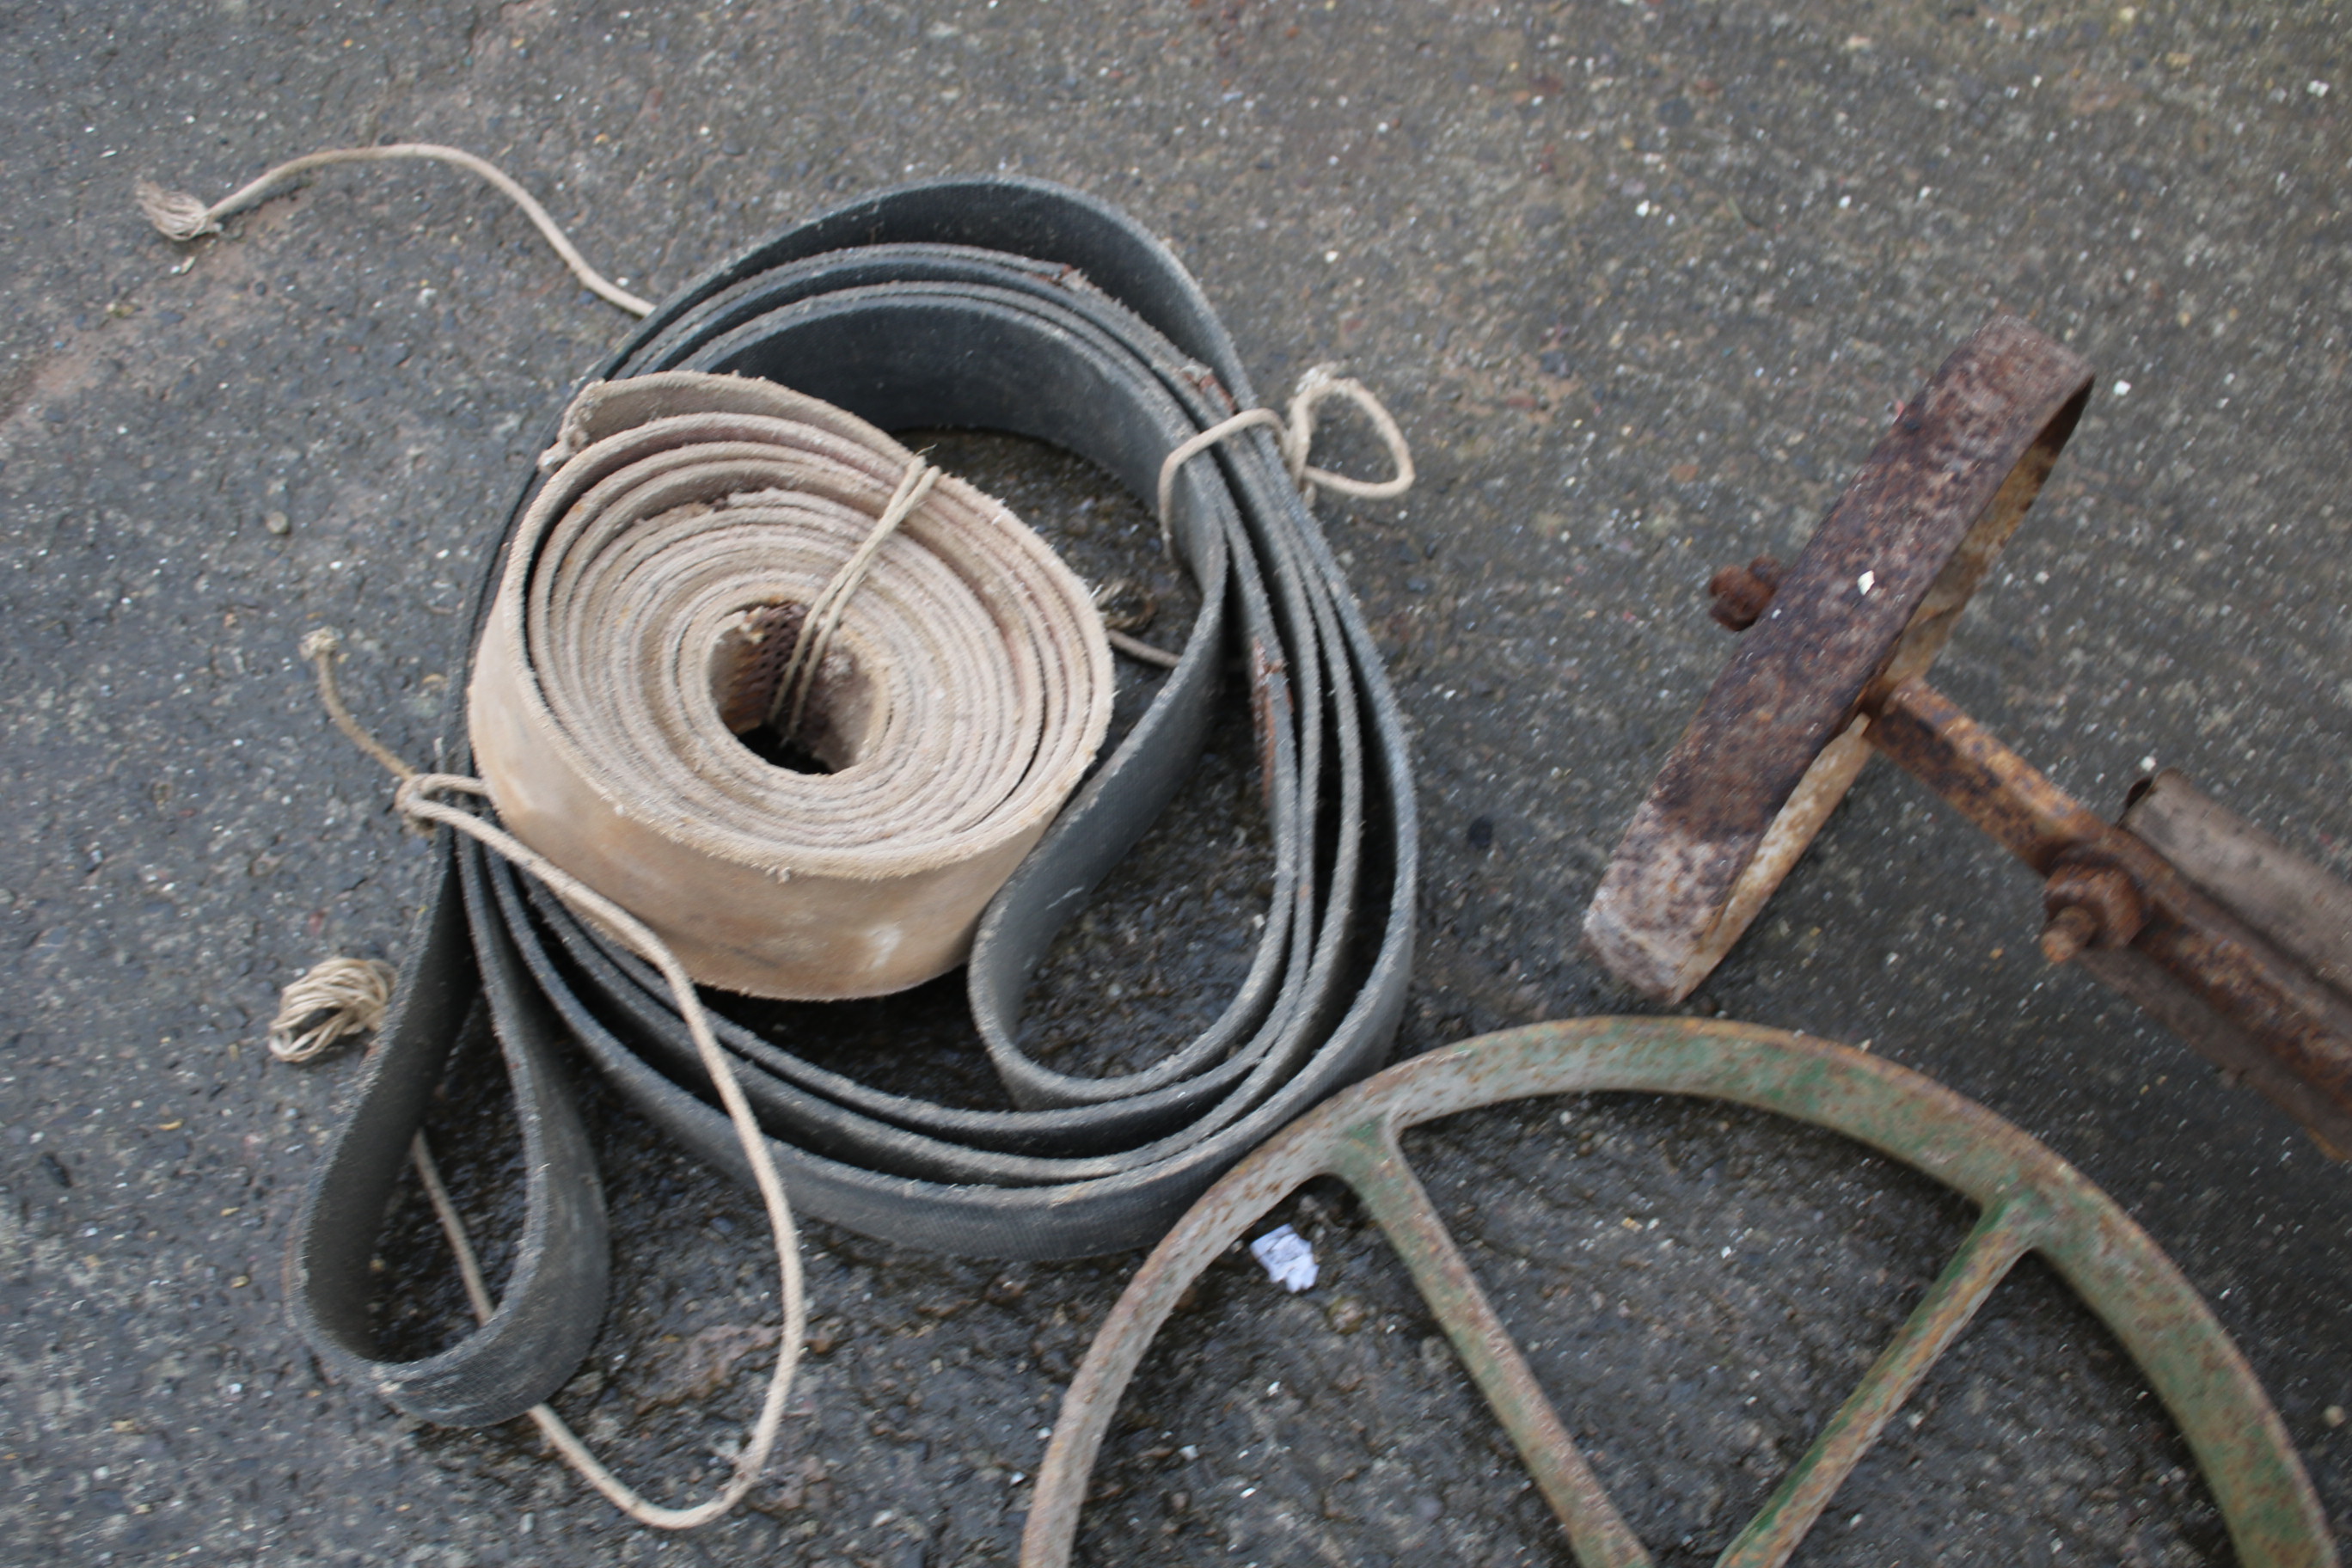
[1583,315,2092,1003]
[1018,1018,2336,1568]
[1581,315,2352,1158]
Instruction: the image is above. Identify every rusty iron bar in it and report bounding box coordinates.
[1858,679,2110,868]
[1865,679,2352,1155]
[2125,770,2352,999]
[1017,1020,2337,1568]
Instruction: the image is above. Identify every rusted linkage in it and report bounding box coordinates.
[1865,681,2352,1155]
[1583,312,2352,1159]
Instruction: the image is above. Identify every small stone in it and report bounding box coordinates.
[2326,1405,2346,1428]
[1467,816,1495,851]
[1326,1296,1368,1333]
[263,511,291,535]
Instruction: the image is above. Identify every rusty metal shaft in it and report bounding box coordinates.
[1865,682,2109,869]
[1865,679,2352,1151]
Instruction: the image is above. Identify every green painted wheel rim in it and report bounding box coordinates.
[1022,1017,2336,1568]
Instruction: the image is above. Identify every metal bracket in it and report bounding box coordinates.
[1019,1019,2334,1568]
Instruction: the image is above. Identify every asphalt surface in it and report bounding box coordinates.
[3,1,2348,1564]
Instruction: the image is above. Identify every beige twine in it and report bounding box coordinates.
[298,628,419,781]
[1091,579,1181,670]
[1101,627,1181,669]
[1154,363,1417,556]
[769,457,941,735]
[268,632,412,1065]
[285,639,806,1533]
[395,772,806,1531]
[266,955,396,1063]
[136,143,652,317]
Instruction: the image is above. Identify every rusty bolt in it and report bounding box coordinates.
[1706,555,1786,631]
[2040,905,2103,965]
[2039,859,2148,965]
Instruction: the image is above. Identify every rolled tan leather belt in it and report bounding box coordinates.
[469,371,1113,999]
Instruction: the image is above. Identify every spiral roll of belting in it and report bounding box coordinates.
[469,371,1114,1000]
[291,176,1419,1426]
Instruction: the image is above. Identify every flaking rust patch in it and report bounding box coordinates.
[1249,635,1289,816]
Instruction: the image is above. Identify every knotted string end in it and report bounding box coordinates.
[267,956,396,1063]
[136,181,222,242]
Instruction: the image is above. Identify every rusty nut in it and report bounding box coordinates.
[2039,859,2148,965]
[1706,555,1786,632]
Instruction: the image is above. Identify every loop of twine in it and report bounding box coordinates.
[394,772,806,1531]
[282,638,805,1532]
[136,144,653,317]
[267,634,420,1063]
[1154,364,1417,556]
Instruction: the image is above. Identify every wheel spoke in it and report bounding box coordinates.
[1715,1193,2047,1568]
[1331,1117,1655,1568]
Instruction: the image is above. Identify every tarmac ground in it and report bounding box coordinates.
[3,1,2348,1564]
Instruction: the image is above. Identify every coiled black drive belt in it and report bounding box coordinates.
[289,177,1420,1426]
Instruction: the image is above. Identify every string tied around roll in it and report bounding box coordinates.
[766,456,940,737]
[1154,363,1417,555]
[475,371,1115,1002]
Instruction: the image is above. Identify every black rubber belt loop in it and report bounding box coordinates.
[288,177,1420,1427]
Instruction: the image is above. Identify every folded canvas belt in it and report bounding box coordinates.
[289,176,1420,1427]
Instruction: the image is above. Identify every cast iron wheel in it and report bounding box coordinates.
[1020,1017,2334,1568]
